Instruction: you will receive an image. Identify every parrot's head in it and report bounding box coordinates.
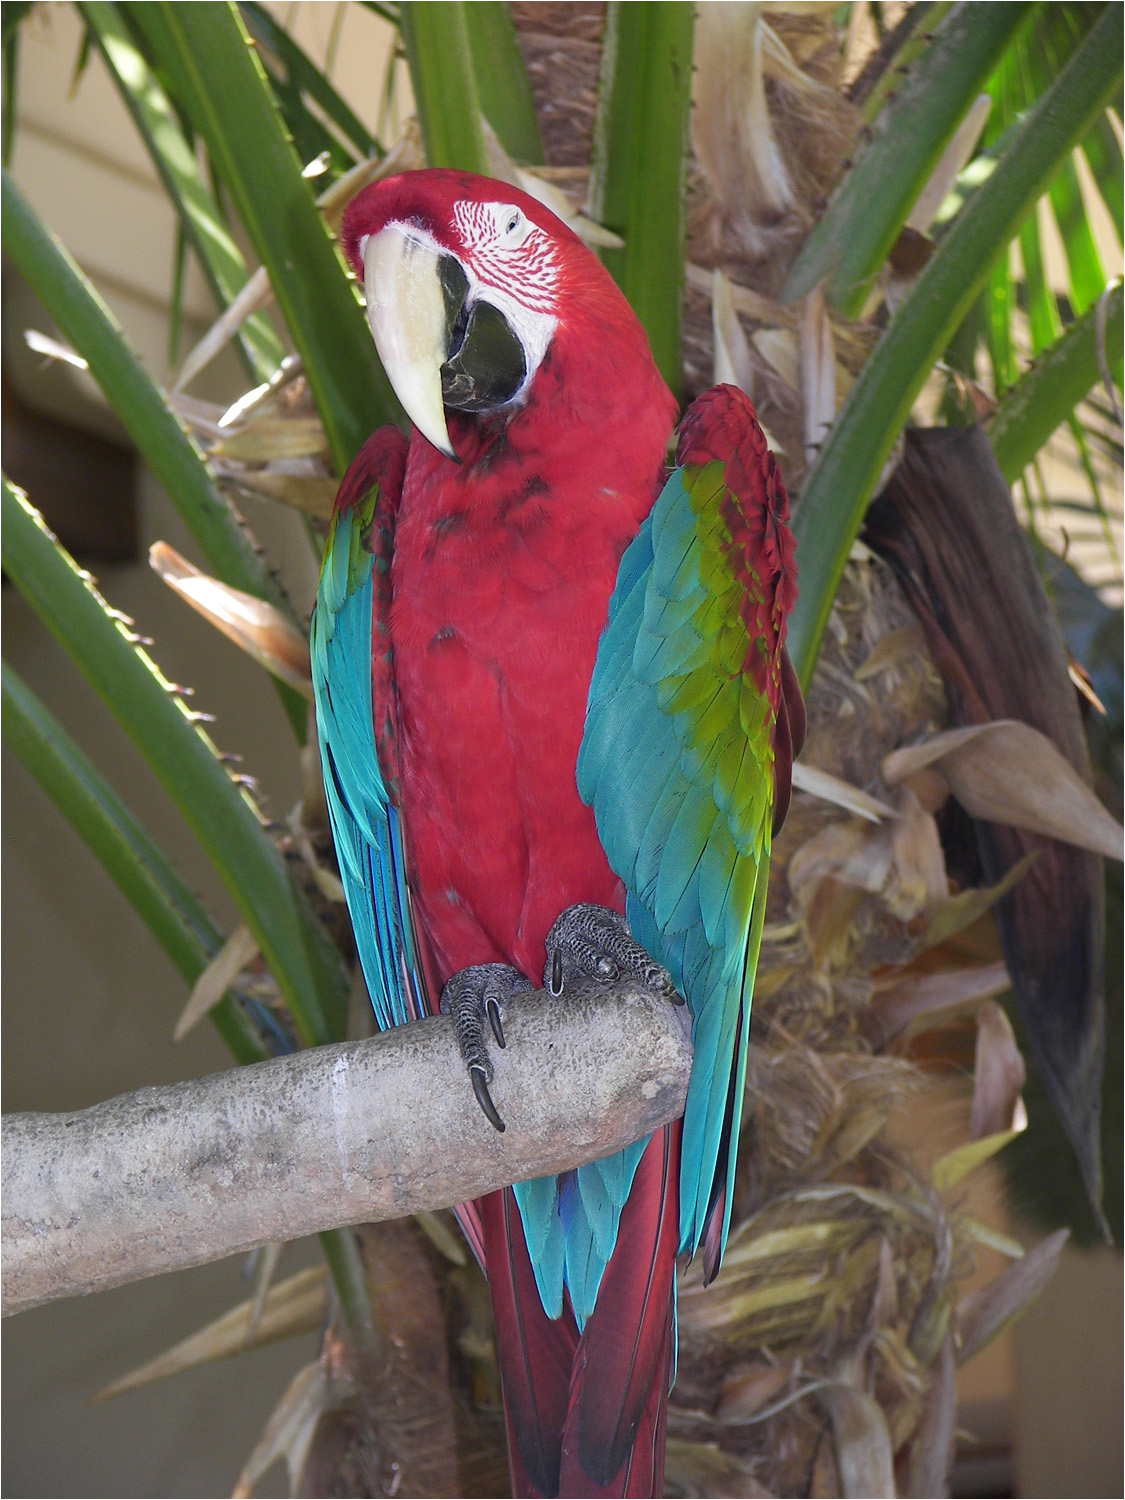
[341,169,652,458]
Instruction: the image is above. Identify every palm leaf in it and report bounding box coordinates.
[788,1,1123,685]
[587,0,695,394]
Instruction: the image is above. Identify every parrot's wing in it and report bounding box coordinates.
[578,385,804,1277]
[311,427,433,1030]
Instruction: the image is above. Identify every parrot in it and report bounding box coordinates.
[310,169,804,1498]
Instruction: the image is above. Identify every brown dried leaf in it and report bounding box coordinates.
[884,721,1124,861]
[906,95,991,234]
[922,851,1037,950]
[804,877,865,971]
[318,134,423,233]
[886,786,947,920]
[174,923,260,1042]
[150,542,313,695]
[868,961,1011,1049]
[210,416,329,463]
[870,1235,898,1327]
[173,267,273,394]
[752,325,800,391]
[412,1209,468,1266]
[712,268,758,395]
[664,1438,775,1498]
[685,261,797,329]
[901,767,950,813]
[96,1266,326,1401]
[792,761,897,822]
[906,1332,955,1498]
[692,2,796,242]
[788,820,892,898]
[715,1363,793,1422]
[221,469,338,520]
[970,1000,1026,1140]
[956,1229,1069,1366]
[854,621,926,681]
[800,284,836,463]
[821,1381,897,1499]
[232,1359,327,1499]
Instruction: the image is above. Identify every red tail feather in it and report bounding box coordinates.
[479,1129,679,1497]
[480,1189,580,1497]
[560,1124,680,1495]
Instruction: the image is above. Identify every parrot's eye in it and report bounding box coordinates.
[501,208,524,240]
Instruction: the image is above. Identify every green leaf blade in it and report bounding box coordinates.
[238,2,381,166]
[399,1,490,174]
[80,0,286,384]
[788,2,1124,687]
[2,172,293,606]
[587,0,695,395]
[463,2,543,165]
[1080,114,1123,243]
[2,169,307,738]
[782,1,1036,317]
[987,281,1124,483]
[127,1,398,473]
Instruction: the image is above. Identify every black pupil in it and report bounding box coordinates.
[508,216,518,232]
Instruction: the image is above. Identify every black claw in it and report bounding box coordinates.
[550,948,564,997]
[471,1066,506,1132]
[487,998,506,1048]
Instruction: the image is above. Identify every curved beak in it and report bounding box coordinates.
[363,225,456,459]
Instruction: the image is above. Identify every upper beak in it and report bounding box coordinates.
[363,224,456,459]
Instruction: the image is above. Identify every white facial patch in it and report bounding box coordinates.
[450,199,560,402]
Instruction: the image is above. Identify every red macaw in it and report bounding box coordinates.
[311,169,803,1498]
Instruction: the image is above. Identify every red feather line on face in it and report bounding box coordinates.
[450,199,561,313]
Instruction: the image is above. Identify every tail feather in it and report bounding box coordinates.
[480,1188,579,1497]
[558,1294,674,1498]
[562,1124,680,1492]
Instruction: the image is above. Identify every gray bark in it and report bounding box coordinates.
[2,980,691,1316]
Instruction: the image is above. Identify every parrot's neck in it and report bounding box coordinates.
[411,323,676,532]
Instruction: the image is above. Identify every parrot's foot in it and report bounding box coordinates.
[440,964,533,1133]
[544,904,683,1006]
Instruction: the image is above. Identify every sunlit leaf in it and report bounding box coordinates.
[150,542,314,695]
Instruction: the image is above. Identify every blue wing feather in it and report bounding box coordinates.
[311,446,426,1036]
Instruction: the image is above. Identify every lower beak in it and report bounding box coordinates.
[363,225,456,459]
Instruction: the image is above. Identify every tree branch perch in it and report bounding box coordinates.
[2,981,691,1316]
